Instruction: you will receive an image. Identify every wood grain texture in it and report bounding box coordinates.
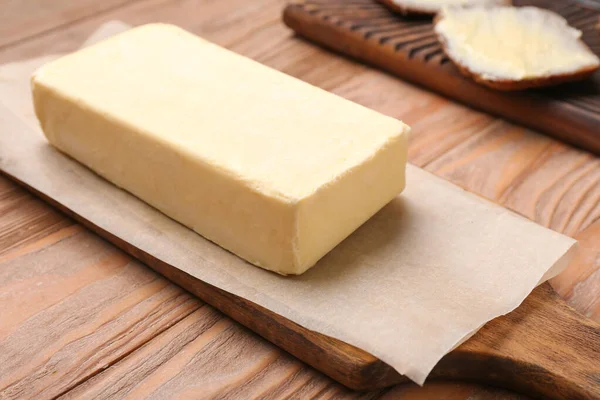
[0,178,202,399]
[0,175,347,400]
[61,308,377,400]
[552,221,600,320]
[282,0,600,154]
[0,0,286,65]
[0,0,599,398]
[0,0,147,50]
[0,178,72,255]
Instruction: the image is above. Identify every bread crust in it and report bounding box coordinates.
[433,12,600,91]
[377,0,511,17]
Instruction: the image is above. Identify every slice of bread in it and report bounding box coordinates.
[434,6,600,91]
[377,0,510,17]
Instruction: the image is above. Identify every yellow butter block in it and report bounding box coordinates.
[32,24,409,275]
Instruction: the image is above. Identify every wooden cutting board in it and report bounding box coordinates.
[282,0,600,155]
[1,106,599,400]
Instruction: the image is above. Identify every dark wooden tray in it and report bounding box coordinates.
[283,0,600,154]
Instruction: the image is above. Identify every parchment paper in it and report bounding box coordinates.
[0,22,577,384]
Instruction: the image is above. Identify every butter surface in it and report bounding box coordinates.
[32,23,409,275]
[435,6,600,80]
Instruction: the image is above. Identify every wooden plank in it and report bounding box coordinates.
[552,220,600,320]
[0,179,72,255]
[0,0,285,64]
[58,311,526,399]
[60,308,376,400]
[0,178,201,399]
[500,147,600,236]
[282,0,600,154]
[0,0,145,50]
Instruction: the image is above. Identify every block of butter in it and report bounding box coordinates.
[32,24,410,275]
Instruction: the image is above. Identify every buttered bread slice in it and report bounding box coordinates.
[435,6,600,90]
[378,0,509,16]
[32,24,410,275]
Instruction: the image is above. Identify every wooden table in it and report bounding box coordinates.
[1,1,599,398]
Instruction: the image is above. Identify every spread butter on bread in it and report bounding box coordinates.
[434,6,600,90]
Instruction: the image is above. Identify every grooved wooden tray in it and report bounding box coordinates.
[283,0,600,154]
